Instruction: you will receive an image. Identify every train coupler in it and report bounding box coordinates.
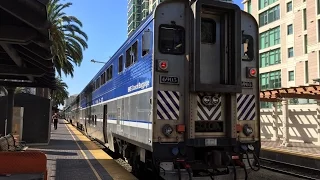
[159,161,194,180]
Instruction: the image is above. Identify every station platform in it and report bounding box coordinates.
[27,119,137,180]
[261,139,320,169]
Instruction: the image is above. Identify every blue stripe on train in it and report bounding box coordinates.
[108,118,152,124]
[80,61,153,108]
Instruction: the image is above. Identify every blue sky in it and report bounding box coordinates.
[62,0,244,96]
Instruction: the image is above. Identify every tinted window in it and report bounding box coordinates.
[159,25,185,54]
[201,18,216,43]
[118,55,123,73]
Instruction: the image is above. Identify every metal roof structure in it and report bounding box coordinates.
[0,0,56,89]
[260,84,320,102]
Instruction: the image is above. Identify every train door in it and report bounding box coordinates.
[103,104,108,143]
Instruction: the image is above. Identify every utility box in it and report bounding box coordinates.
[12,107,24,141]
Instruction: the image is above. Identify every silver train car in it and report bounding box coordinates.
[67,0,261,179]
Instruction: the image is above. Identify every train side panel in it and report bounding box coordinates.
[82,19,155,152]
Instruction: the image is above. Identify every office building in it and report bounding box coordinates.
[127,0,234,35]
[242,0,320,107]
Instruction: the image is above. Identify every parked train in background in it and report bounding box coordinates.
[64,0,260,179]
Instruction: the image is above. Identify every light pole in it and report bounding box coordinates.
[90,59,107,64]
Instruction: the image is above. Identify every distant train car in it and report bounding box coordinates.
[70,0,261,179]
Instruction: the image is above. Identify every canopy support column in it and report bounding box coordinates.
[272,102,280,141]
[280,98,292,147]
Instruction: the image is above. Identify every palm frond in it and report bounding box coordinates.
[48,0,88,77]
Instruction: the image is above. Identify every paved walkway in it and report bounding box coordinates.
[28,119,136,180]
[261,139,320,159]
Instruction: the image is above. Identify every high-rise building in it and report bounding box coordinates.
[127,0,234,36]
[127,0,166,36]
[242,0,320,107]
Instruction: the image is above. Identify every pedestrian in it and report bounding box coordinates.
[52,112,59,130]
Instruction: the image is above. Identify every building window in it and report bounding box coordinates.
[259,5,280,27]
[304,34,308,54]
[303,8,307,30]
[287,1,292,12]
[260,70,281,90]
[247,0,252,14]
[259,26,280,49]
[305,61,309,83]
[288,47,294,58]
[288,71,294,81]
[319,51,320,76]
[318,0,320,14]
[260,48,281,68]
[287,24,293,35]
[259,0,278,10]
[318,20,320,42]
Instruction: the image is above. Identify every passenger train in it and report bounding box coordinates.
[65,0,261,179]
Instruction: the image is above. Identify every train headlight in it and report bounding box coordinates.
[242,124,253,136]
[162,124,173,137]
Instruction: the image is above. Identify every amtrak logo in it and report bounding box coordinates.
[200,94,220,108]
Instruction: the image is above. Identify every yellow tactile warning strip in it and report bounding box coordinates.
[262,146,320,160]
[65,122,137,180]
[65,122,103,180]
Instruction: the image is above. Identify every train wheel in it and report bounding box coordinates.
[131,152,145,179]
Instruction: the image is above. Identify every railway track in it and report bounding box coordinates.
[260,157,320,180]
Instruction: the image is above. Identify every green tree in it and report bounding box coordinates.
[14,87,23,94]
[51,77,69,107]
[47,0,88,78]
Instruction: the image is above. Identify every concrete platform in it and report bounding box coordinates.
[261,139,320,170]
[26,119,137,180]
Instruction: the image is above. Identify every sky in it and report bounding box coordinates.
[62,0,244,96]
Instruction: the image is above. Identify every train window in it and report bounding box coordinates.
[201,18,216,44]
[104,70,108,82]
[106,65,113,81]
[118,55,123,73]
[96,77,100,89]
[142,30,151,56]
[159,24,185,54]
[126,41,138,67]
[101,72,105,85]
[109,65,113,80]
[242,33,254,61]
[91,115,94,124]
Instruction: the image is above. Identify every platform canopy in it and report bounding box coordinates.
[0,0,56,89]
[260,84,320,102]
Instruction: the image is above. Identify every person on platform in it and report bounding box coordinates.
[52,112,59,130]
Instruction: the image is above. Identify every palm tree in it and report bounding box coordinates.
[36,0,88,99]
[47,0,88,77]
[51,76,69,107]
[14,87,24,94]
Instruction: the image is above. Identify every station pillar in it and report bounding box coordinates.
[6,87,15,134]
[316,100,320,146]
[280,98,292,147]
[272,102,280,141]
